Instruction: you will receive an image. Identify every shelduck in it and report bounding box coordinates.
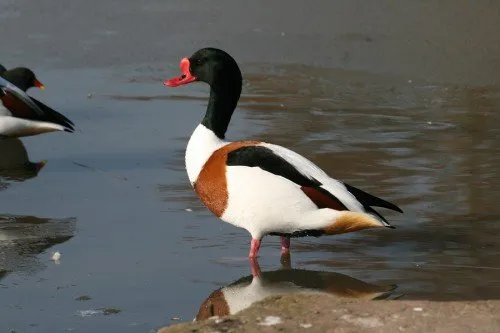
[0,66,74,137]
[0,66,45,91]
[164,48,403,258]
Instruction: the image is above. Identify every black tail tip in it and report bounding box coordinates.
[64,128,75,133]
[386,225,396,229]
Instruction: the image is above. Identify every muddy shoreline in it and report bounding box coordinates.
[158,294,500,333]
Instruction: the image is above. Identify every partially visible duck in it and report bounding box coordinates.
[0,67,74,137]
[164,48,403,258]
[0,66,46,91]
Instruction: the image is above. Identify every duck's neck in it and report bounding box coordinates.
[186,76,242,184]
[201,82,241,140]
[185,124,225,185]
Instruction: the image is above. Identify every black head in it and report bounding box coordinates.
[187,48,242,88]
[1,67,45,92]
[164,48,242,90]
[164,48,243,139]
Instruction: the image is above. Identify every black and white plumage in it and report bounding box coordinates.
[226,144,402,229]
[164,47,403,258]
[0,68,74,138]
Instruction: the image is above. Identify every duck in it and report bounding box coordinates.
[164,48,403,258]
[0,66,74,137]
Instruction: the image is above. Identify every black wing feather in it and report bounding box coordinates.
[227,145,321,187]
[227,145,402,218]
[343,183,403,213]
[31,97,75,131]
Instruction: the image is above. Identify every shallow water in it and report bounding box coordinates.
[1,0,500,332]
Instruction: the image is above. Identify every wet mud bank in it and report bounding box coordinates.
[158,294,500,333]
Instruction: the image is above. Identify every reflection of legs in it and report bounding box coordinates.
[280,236,290,255]
[280,251,291,269]
[249,257,262,277]
[249,238,261,258]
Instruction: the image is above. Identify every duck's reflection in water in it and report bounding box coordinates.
[0,138,75,280]
[0,138,46,190]
[0,214,76,279]
[196,257,398,320]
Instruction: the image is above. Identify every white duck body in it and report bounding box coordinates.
[0,105,66,137]
[186,124,394,240]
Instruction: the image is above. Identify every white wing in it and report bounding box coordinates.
[260,142,365,212]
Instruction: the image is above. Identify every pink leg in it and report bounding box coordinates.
[249,257,262,277]
[280,251,291,269]
[280,236,291,255]
[249,238,261,258]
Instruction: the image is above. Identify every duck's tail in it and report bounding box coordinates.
[31,98,75,133]
[297,209,389,236]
